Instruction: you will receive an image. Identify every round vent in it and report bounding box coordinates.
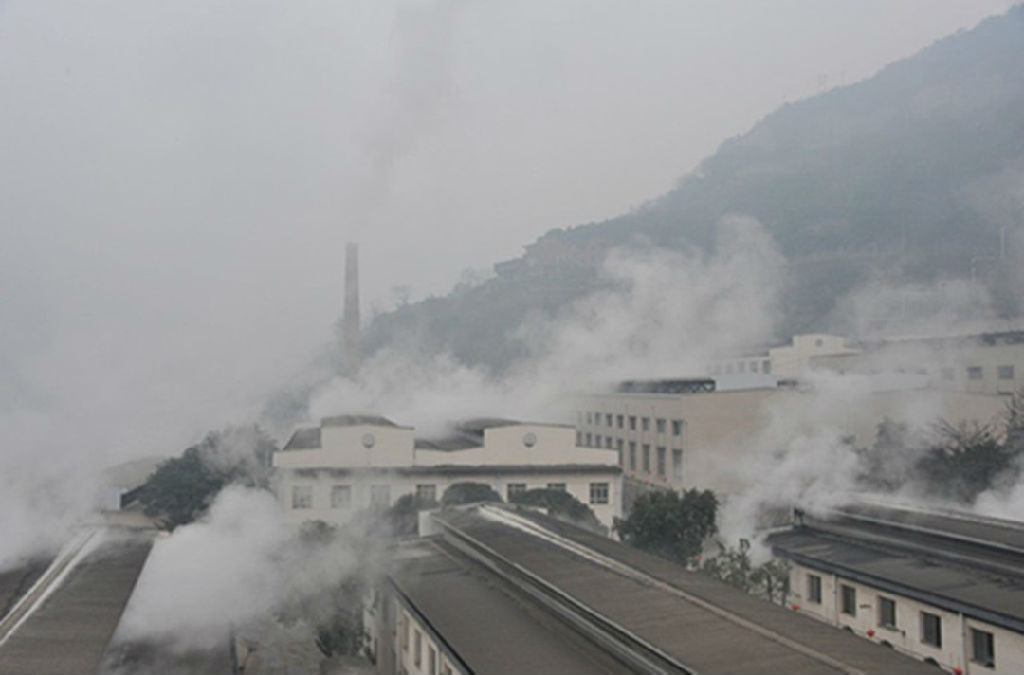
[522,432,537,448]
[361,433,376,449]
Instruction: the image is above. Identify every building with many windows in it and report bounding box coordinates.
[575,378,1007,507]
[273,415,622,528]
[770,502,1024,674]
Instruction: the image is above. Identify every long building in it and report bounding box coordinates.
[364,504,940,675]
[274,415,623,528]
[769,502,1024,674]
[575,378,1006,504]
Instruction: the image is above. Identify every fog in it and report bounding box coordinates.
[0,0,1016,592]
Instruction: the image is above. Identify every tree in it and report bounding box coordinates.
[917,420,1011,503]
[136,425,277,529]
[509,488,604,533]
[700,539,790,604]
[440,482,503,507]
[614,489,717,565]
[387,493,439,536]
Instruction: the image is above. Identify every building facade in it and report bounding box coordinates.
[273,415,622,528]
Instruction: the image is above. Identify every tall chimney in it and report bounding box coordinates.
[342,242,361,376]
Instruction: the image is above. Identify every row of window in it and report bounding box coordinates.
[710,359,772,376]
[625,443,683,481]
[806,575,996,668]
[401,612,452,675]
[581,413,685,436]
[292,481,611,509]
[961,364,1016,381]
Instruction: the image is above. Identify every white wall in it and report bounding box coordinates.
[788,563,1024,674]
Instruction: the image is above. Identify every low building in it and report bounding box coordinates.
[364,504,939,675]
[708,333,860,380]
[273,415,622,528]
[770,503,1024,674]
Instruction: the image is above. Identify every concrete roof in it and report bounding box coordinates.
[0,532,153,675]
[321,414,398,428]
[392,542,626,675]
[282,427,321,450]
[770,505,1024,632]
[434,507,938,675]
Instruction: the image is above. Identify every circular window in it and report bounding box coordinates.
[361,433,376,449]
[522,432,537,448]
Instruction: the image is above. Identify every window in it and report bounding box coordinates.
[605,435,613,449]
[585,432,592,446]
[291,485,313,509]
[750,360,759,373]
[672,420,683,436]
[370,484,391,506]
[657,447,666,476]
[416,484,436,503]
[403,613,410,651]
[878,596,896,628]
[656,418,666,433]
[672,449,683,481]
[629,416,637,430]
[330,485,351,509]
[942,367,955,381]
[642,444,651,472]
[414,630,422,667]
[576,431,583,446]
[642,417,650,431]
[998,365,1015,380]
[429,646,438,675]
[589,482,609,504]
[971,628,995,667]
[629,442,636,471]
[738,361,746,373]
[605,413,613,426]
[585,412,592,424]
[921,612,942,648]
[593,411,601,423]
[507,483,527,500]
[807,574,822,604]
[968,366,984,380]
[546,483,566,491]
[616,414,624,429]
[763,360,771,374]
[840,584,856,616]
[441,661,452,675]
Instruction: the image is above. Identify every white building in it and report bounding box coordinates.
[771,505,1024,675]
[708,333,860,381]
[273,415,622,528]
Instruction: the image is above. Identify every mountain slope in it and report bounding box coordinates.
[365,7,1024,371]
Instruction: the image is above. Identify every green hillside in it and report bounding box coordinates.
[365,7,1024,371]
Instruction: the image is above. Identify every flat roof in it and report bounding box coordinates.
[321,414,399,428]
[282,427,321,450]
[293,464,620,477]
[433,507,937,675]
[392,542,627,675]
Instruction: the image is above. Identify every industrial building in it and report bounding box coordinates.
[574,378,1006,503]
[273,415,623,528]
[769,502,1024,674]
[813,320,1024,396]
[364,503,939,675]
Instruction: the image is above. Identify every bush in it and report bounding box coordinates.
[614,488,718,565]
[509,488,602,531]
[440,482,503,507]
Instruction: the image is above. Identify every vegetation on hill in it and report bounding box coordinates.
[364,7,1024,371]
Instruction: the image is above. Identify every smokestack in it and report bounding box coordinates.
[343,242,361,376]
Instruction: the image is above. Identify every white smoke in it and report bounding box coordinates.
[112,486,371,652]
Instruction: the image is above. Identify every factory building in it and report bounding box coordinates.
[814,320,1024,396]
[362,504,939,675]
[273,415,622,528]
[770,503,1024,674]
[575,378,1007,503]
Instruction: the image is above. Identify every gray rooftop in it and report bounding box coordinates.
[282,427,321,450]
[392,542,626,674]
[321,414,398,428]
[433,507,938,675]
[770,505,1024,632]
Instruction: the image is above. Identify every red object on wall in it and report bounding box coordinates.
[953,668,963,675]
[866,630,875,637]
[790,603,800,611]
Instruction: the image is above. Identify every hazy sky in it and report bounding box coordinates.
[0,1,1016,459]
